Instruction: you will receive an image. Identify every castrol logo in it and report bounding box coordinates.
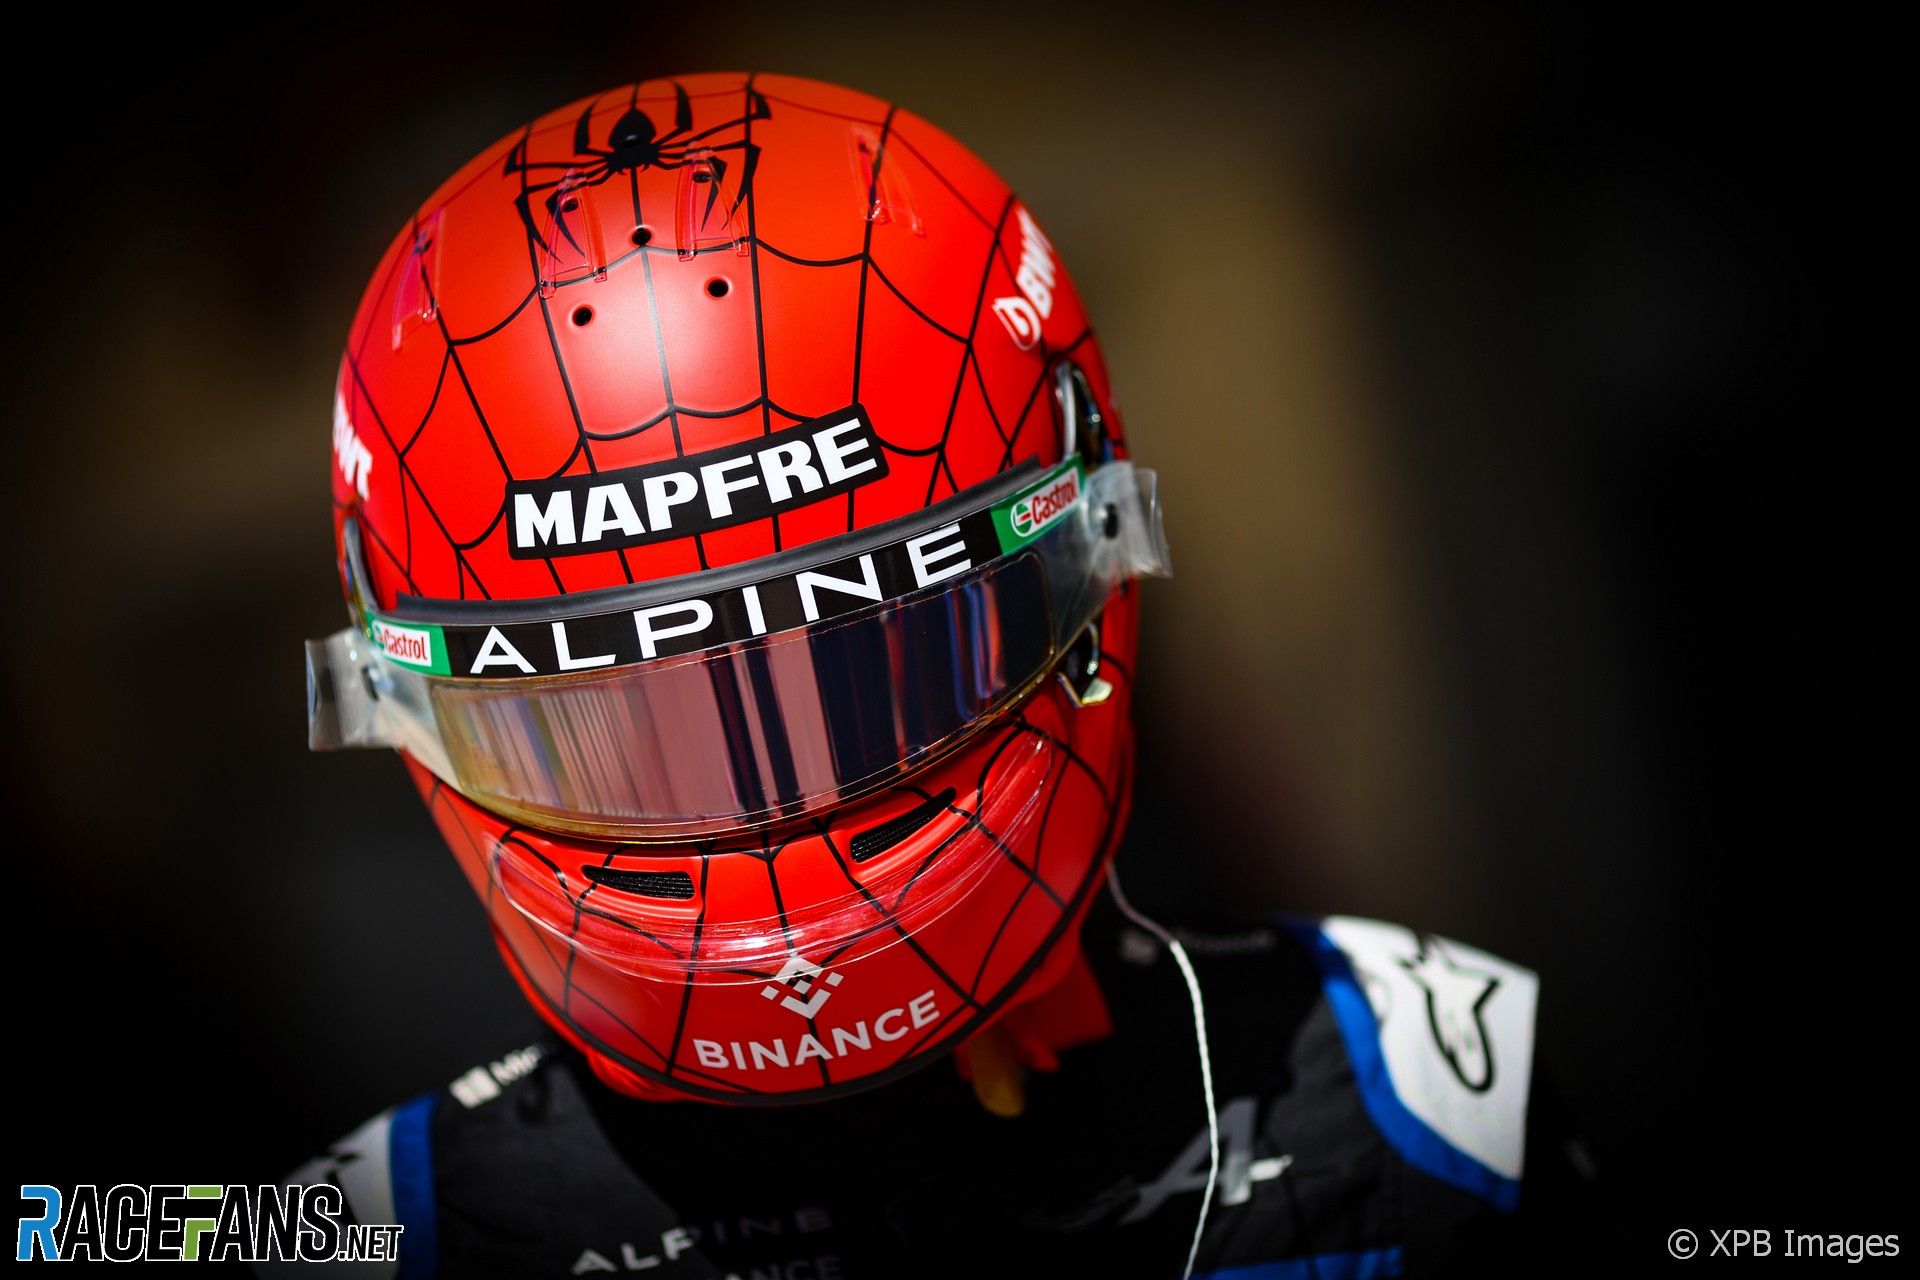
[1010,470,1082,537]
[371,620,434,668]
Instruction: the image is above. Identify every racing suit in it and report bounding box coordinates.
[266,880,1611,1278]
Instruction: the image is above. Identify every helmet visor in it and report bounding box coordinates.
[308,460,1167,838]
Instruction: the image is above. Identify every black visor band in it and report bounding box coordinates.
[344,458,1072,680]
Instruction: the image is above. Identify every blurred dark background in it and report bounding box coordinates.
[4,0,1898,1264]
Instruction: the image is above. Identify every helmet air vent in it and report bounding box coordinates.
[580,866,696,900]
[390,209,444,351]
[676,150,750,260]
[538,171,609,297]
[850,787,956,862]
[848,123,925,234]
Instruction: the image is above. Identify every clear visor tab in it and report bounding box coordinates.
[307,460,1168,838]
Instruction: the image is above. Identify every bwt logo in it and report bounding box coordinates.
[760,955,845,1018]
[16,1183,402,1264]
[990,206,1058,351]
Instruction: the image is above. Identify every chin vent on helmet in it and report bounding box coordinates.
[850,788,957,863]
[581,867,696,900]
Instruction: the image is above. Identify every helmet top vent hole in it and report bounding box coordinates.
[850,787,957,863]
[705,277,730,299]
[631,226,652,246]
[571,305,594,326]
[561,196,580,212]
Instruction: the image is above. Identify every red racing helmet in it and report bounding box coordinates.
[306,72,1168,1108]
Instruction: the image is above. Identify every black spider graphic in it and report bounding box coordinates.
[504,81,771,265]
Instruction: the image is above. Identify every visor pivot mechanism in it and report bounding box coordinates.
[1059,618,1114,708]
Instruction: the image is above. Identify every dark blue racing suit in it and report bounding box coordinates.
[263,882,1613,1278]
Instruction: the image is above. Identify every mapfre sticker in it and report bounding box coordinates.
[506,406,889,558]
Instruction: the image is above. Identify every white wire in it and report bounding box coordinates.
[1106,865,1218,1280]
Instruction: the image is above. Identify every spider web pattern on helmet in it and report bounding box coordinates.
[421,645,1131,1103]
[358,72,1134,1105]
[336,72,1105,615]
